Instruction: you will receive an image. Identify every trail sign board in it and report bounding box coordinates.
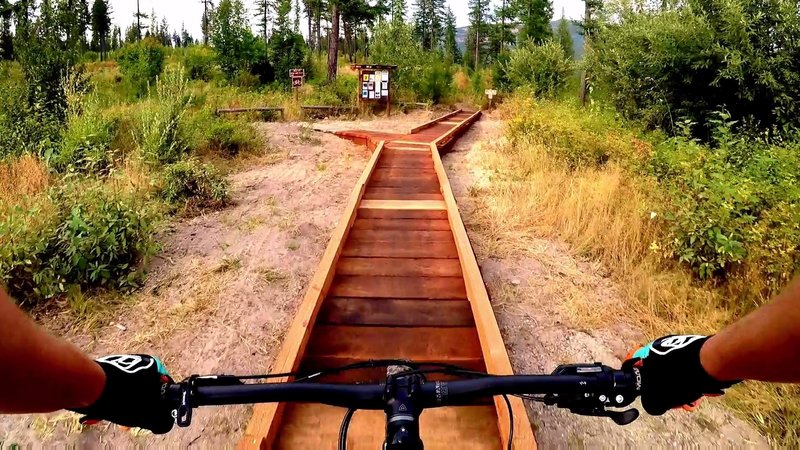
[289,68,305,88]
[485,89,497,99]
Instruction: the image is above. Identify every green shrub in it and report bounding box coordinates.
[308,74,358,106]
[181,107,259,157]
[590,0,800,138]
[134,68,192,165]
[116,37,166,97]
[268,30,307,88]
[183,45,218,81]
[503,41,573,97]
[414,60,453,104]
[0,70,62,157]
[161,158,230,213]
[51,90,118,175]
[0,184,159,304]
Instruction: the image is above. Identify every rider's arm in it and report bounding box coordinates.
[701,275,800,382]
[0,288,106,413]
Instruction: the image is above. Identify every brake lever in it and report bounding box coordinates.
[174,375,244,427]
[542,363,640,426]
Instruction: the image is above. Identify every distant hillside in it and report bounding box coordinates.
[455,20,584,58]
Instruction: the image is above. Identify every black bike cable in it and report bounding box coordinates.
[338,408,356,450]
[502,394,514,450]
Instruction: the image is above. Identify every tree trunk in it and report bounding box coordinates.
[327,2,339,81]
[307,8,313,48]
[579,0,592,106]
[316,2,322,55]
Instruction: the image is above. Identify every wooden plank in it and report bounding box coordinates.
[369,179,441,189]
[276,404,501,450]
[364,186,442,196]
[409,109,463,134]
[371,168,437,177]
[336,257,463,277]
[342,240,458,259]
[363,192,443,201]
[329,276,466,299]
[239,141,387,450]
[433,111,482,150]
[351,218,451,230]
[360,199,446,211]
[429,142,537,450]
[384,146,431,152]
[357,208,448,219]
[377,158,433,169]
[348,230,454,243]
[307,325,482,360]
[318,297,474,326]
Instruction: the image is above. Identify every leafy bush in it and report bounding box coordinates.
[161,158,230,213]
[308,74,358,106]
[0,71,62,157]
[211,0,266,81]
[51,88,118,174]
[369,21,426,92]
[268,30,307,88]
[414,60,453,104]
[503,41,573,97]
[181,107,259,157]
[590,0,800,138]
[116,38,166,96]
[183,45,218,81]
[0,184,159,304]
[134,68,192,165]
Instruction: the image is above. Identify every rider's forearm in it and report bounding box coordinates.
[0,288,106,413]
[700,276,800,383]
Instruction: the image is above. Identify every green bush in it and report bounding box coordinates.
[0,184,159,304]
[503,41,573,97]
[181,107,259,158]
[267,30,307,88]
[308,74,358,106]
[651,120,800,284]
[134,68,192,165]
[116,37,167,96]
[183,45,218,81]
[161,158,230,213]
[590,0,800,138]
[0,70,62,157]
[51,91,118,175]
[414,60,453,104]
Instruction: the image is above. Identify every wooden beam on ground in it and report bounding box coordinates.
[216,107,285,120]
[409,109,463,134]
[429,142,537,450]
[238,141,387,450]
[359,199,447,211]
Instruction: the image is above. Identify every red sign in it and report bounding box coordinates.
[289,68,305,88]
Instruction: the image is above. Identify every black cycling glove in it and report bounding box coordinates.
[70,354,175,434]
[622,335,738,415]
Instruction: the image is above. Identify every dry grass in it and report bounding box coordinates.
[0,154,50,208]
[478,96,799,445]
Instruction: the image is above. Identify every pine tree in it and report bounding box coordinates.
[294,0,301,32]
[391,0,405,23]
[55,0,90,51]
[172,30,181,47]
[110,25,120,50]
[512,0,553,43]
[412,0,444,51]
[556,8,573,58]
[201,0,214,45]
[254,0,273,40]
[181,23,194,46]
[492,0,514,52]
[90,0,111,59]
[133,0,148,40]
[466,0,490,70]
[0,0,13,60]
[443,6,460,63]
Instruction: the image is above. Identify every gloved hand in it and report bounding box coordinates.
[70,354,175,434]
[622,335,738,415]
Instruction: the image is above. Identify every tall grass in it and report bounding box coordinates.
[480,95,800,445]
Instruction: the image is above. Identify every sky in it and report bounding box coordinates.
[108,0,585,39]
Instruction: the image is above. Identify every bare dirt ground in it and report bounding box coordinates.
[443,114,769,448]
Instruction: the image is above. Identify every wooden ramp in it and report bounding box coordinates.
[240,111,536,450]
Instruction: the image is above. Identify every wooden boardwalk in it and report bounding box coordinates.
[239,111,536,450]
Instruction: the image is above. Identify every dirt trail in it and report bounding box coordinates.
[443,115,769,448]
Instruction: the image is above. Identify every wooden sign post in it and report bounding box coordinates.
[290,68,305,101]
[485,89,497,109]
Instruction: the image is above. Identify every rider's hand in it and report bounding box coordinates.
[622,335,738,415]
[70,355,175,434]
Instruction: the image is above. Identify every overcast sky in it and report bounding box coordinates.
[108,0,584,39]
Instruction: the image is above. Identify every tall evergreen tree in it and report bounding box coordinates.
[254,0,274,40]
[492,0,514,52]
[133,0,148,40]
[412,0,444,51]
[110,24,120,50]
[443,6,460,63]
[512,0,553,43]
[56,0,90,51]
[556,8,573,58]
[181,23,194,46]
[466,0,490,70]
[0,0,13,60]
[294,0,301,32]
[90,0,111,59]
[201,0,214,44]
[391,0,405,23]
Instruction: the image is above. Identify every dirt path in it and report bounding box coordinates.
[442,115,769,448]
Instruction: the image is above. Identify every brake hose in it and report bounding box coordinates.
[338,408,356,450]
[503,394,514,450]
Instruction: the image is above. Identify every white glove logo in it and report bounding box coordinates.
[650,335,706,355]
[97,355,155,374]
